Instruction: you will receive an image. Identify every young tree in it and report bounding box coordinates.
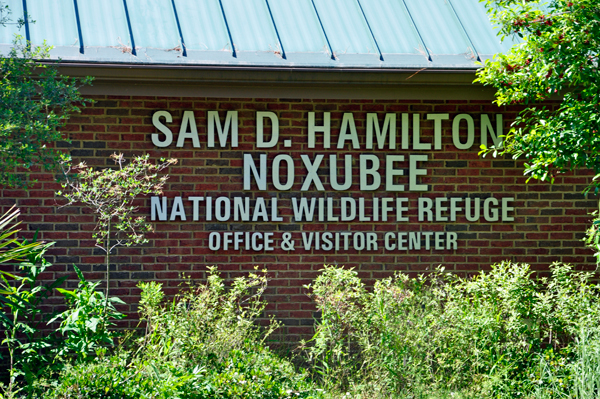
[58,154,177,306]
[0,13,92,188]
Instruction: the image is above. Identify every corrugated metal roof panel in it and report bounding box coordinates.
[266,0,329,54]
[312,0,379,58]
[173,0,231,52]
[0,0,515,69]
[359,0,424,56]
[404,0,478,65]
[125,0,182,62]
[26,0,80,56]
[75,0,137,62]
[452,0,516,60]
[77,0,130,48]
[358,0,430,67]
[220,0,280,53]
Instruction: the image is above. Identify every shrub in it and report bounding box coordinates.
[0,207,62,397]
[45,267,323,399]
[304,262,600,398]
[50,265,125,363]
[0,208,126,398]
[12,261,600,398]
[50,347,322,399]
[137,267,278,366]
[46,353,208,399]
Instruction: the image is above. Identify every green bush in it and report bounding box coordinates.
[303,262,600,399]
[44,353,207,399]
[50,265,125,362]
[0,207,63,397]
[137,267,278,366]
[44,267,323,399]
[8,261,600,398]
[0,208,126,398]
[49,346,321,399]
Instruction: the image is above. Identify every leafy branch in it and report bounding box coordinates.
[476,0,600,189]
[0,38,93,188]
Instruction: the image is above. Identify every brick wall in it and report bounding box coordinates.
[2,96,597,341]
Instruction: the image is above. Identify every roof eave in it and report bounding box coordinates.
[53,60,493,100]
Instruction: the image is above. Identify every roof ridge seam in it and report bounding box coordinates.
[218,0,236,58]
[355,0,383,61]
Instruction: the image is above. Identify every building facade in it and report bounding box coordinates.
[1,0,596,338]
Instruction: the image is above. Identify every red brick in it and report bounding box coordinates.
[2,96,594,342]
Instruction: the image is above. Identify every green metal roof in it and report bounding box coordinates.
[0,0,515,69]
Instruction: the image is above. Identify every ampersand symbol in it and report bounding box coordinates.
[281,233,295,251]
